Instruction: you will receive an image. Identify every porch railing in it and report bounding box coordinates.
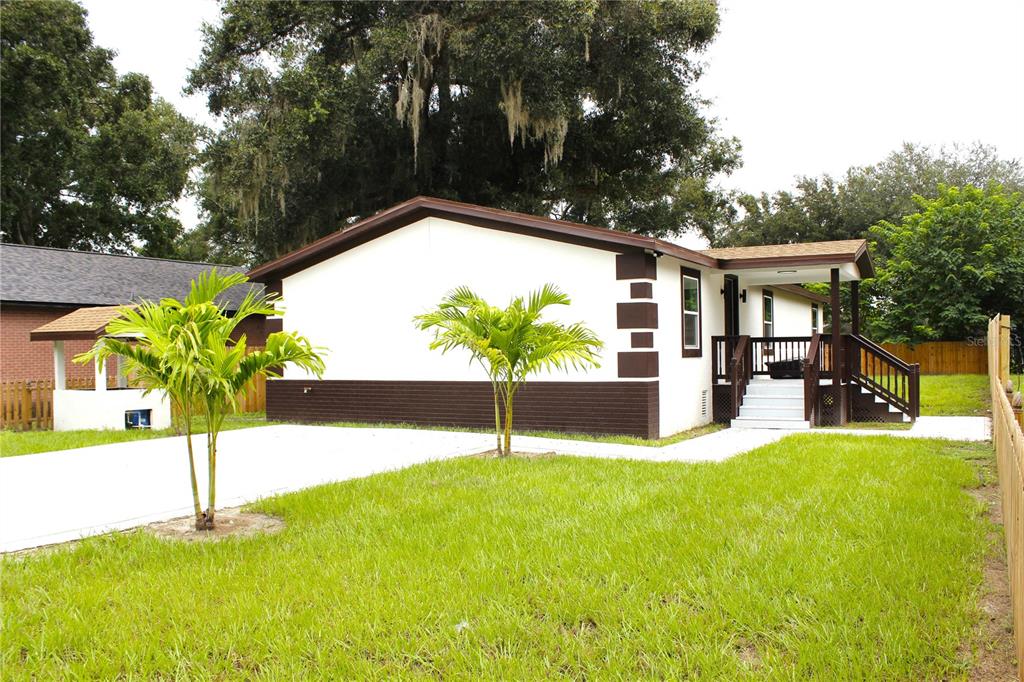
[729,335,752,419]
[846,334,920,420]
[711,333,920,424]
[713,335,818,379]
[749,336,815,375]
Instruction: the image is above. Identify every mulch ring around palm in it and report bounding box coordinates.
[146,507,284,542]
[471,449,558,459]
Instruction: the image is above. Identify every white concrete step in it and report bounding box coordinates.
[743,395,804,408]
[857,386,910,417]
[731,417,811,430]
[745,382,803,397]
[738,405,805,419]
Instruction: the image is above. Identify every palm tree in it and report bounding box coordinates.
[416,284,601,454]
[414,287,507,452]
[77,269,325,529]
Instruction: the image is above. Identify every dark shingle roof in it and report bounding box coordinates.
[0,244,260,309]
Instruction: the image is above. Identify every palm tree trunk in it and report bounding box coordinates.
[503,384,515,455]
[492,384,503,455]
[205,413,218,529]
[182,402,203,527]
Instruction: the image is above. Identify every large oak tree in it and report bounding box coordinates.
[187,0,739,263]
[0,0,199,256]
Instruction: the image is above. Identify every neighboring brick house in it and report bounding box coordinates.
[0,244,270,384]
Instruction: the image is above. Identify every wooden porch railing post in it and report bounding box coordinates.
[909,363,921,419]
[830,268,847,425]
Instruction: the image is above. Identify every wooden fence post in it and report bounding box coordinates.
[999,314,1011,386]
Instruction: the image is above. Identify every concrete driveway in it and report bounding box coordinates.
[0,417,990,552]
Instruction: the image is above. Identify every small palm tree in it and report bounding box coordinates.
[416,284,601,454]
[77,269,325,529]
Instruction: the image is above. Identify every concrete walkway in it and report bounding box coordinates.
[0,416,990,552]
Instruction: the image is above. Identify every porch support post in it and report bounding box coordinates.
[850,280,860,336]
[830,267,847,425]
[53,340,66,390]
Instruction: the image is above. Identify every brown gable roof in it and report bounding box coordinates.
[247,196,716,281]
[701,239,874,277]
[29,306,131,341]
[247,196,873,281]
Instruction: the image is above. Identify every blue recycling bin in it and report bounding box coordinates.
[124,409,152,430]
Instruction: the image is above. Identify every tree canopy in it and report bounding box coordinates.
[0,0,199,256]
[186,0,739,263]
[869,185,1024,342]
[715,143,1024,248]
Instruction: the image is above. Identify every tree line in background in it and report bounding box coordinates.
[0,0,199,256]
[1,0,1021,343]
[719,143,1023,343]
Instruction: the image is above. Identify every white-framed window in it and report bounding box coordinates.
[811,303,820,332]
[762,290,774,338]
[681,267,701,357]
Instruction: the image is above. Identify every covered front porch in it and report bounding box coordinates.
[701,247,921,427]
[29,306,172,432]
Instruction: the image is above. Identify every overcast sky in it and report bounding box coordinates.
[80,0,1024,237]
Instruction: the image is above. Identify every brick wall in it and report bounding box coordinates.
[0,304,116,383]
[267,379,661,438]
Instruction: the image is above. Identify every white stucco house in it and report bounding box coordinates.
[248,197,919,439]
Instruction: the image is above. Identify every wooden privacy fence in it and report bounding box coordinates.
[0,378,101,431]
[881,340,987,374]
[0,374,267,432]
[988,314,1024,673]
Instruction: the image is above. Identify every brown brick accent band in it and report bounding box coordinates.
[617,351,659,378]
[631,332,654,348]
[630,282,653,299]
[617,302,658,329]
[615,252,657,280]
[267,379,660,438]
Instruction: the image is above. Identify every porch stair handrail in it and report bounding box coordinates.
[729,335,752,419]
[845,333,921,420]
[803,332,821,424]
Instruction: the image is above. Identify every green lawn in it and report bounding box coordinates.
[2,435,990,678]
[0,414,273,458]
[0,372,989,458]
[920,374,990,416]
[321,419,725,447]
[1,418,722,458]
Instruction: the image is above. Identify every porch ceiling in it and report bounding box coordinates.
[732,262,861,286]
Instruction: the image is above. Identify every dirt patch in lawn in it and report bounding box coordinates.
[964,482,1018,681]
[146,508,284,543]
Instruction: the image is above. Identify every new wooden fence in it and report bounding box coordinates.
[0,374,267,432]
[881,340,987,375]
[988,314,1024,673]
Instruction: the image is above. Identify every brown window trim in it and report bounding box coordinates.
[681,266,702,358]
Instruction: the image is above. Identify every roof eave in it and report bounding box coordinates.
[247,196,716,281]
[30,328,106,342]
